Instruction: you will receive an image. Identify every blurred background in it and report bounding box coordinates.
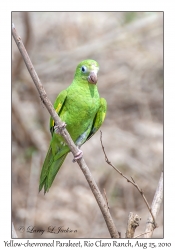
[12,12,163,238]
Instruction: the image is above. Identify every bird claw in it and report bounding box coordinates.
[73,149,83,162]
[54,122,66,134]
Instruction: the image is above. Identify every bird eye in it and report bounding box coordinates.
[81,66,87,73]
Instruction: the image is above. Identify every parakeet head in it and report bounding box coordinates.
[74,59,99,84]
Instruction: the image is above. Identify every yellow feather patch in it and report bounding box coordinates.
[55,103,62,113]
[51,103,62,128]
[102,112,106,122]
[51,103,62,127]
[51,119,54,127]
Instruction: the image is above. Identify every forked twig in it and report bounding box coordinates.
[125,212,141,238]
[100,131,157,228]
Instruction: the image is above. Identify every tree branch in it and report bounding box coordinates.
[12,222,18,238]
[12,23,119,238]
[103,188,110,210]
[100,131,157,228]
[12,12,32,81]
[125,212,141,238]
[144,171,163,238]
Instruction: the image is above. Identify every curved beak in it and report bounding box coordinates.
[87,71,98,84]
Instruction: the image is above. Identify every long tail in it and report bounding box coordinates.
[39,146,68,193]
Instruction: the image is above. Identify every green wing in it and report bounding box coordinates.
[87,97,107,141]
[39,89,67,193]
[50,89,67,136]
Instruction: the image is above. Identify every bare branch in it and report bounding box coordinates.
[12,222,18,238]
[144,171,163,238]
[125,212,141,238]
[100,131,157,227]
[103,188,110,210]
[12,23,119,238]
[12,12,32,80]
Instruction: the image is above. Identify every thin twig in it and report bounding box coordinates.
[134,231,151,238]
[12,23,119,238]
[100,131,157,228]
[144,171,163,238]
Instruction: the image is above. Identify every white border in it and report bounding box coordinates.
[1,0,175,248]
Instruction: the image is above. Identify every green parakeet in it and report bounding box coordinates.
[39,59,107,193]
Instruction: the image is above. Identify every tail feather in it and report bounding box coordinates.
[44,153,68,193]
[39,145,68,193]
[39,146,53,189]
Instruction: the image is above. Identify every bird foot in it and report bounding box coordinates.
[54,122,67,134]
[73,149,83,162]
